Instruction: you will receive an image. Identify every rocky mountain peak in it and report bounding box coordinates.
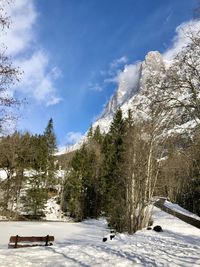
[140,51,165,91]
[142,51,165,75]
[93,51,166,133]
[101,63,142,118]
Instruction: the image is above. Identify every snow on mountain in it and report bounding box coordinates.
[61,20,200,153]
[101,63,141,117]
[93,51,165,133]
[65,50,180,152]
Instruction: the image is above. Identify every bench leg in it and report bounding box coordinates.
[14,235,19,248]
[45,235,49,246]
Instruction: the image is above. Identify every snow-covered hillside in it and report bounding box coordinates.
[0,205,199,266]
[44,197,69,221]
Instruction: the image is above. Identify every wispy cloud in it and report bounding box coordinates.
[115,63,141,91]
[88,56,128,92]
[110,20,200,92]
[163,19,200,63]
[107,56,128,77]
[109,56,128,71]
[163,9,173,26]
[65,131,83,145]
[1,0,61,106]
[2,0,37,56]
[93,20,200,102]
[15,51,62,105]
[88,82,103,92]
[104,62,141,106]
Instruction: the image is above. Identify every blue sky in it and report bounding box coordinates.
[2,0,197,147]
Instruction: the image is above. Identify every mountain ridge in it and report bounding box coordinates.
[92,50,165,133]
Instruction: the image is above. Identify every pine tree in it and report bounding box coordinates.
[43,118,57,191]
[93,125,103,144]
[87,125,93,139]
[20,134,48,218]
[21,175,46,219]
[62,145,88,220]
[102,108,127,232]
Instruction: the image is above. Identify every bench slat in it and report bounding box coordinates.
[9,236,54,243]
[8,243,54,248]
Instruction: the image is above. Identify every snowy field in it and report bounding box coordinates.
[0,208,199,267]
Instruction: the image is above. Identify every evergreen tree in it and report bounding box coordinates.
[21,174,46,219]
[20,134,48,218]
[62,140,104,221]
[93,125,103,144]
[87,125,93,139]
[62,145,89,220]
[102,108,127,232]
[44,118,57,155]
[43,118,57,191]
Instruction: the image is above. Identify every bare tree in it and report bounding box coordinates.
[0,0,20,133]
[160,30,200,124]
[124,61,175,233]
[0,134,19,215]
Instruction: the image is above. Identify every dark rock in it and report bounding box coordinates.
[110,234,115,240]
[147,226,152,230]
[153,225,163,232]
[102,237,107,242]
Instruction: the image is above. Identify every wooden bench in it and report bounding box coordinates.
[8,235,54,248]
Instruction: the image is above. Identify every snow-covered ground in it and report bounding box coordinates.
[164,200,200,220]
[0,207,199,267]
[44,197,69,221]
[0,169,7,180]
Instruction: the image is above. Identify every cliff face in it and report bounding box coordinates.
[93,51,165,132]
[101,62,142,117]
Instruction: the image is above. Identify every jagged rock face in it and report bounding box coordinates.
[140,51,165,91]
[94,51,165,132]
[102,63,142,117]
[143,51,165,74]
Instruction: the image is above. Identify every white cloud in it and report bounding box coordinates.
[88,82,103,92]
[103,62,141,107]
[109,21,200,94]
[1,0,61,106]
[105,62,141,88]
[102,20,200,106]
[163,20,200,63]
[15,51,62,105]
[2,0,37,56]
[163,9,173,26]
[110,56,128,70]
[65,131,83,144]
[88,56,128,93]
[116,63,141,91]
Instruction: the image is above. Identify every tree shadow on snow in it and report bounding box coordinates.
[46,246,90,267]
